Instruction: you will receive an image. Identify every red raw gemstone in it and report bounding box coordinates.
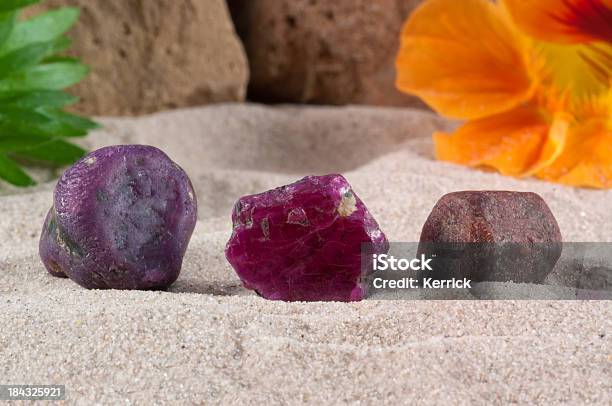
[225,174,388,301]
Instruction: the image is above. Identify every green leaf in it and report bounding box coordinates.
[0,153,34,186]
[0,105,52,124]
[33,118,88,137]
[12,138,85,165]
[0,114,90,138]
[42,55,78,64]
[0,3,95,186]
[0,41,58,80]
[0,133,51,152]
[0,61,88,91]
[29,108,99,137]
[42,108,99,130]
[0,90,20,101]
[0,7,78,54]
[50,35,71,53]
[0,12,16,47]
[0,120,47,137]
[0,0,40,14]
[0,90,78,107]
[0,119,83,138]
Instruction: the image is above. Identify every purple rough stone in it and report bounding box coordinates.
[225,174,389,302]
[39,145,197,290]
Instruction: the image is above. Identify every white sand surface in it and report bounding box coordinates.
[0,104,610,404]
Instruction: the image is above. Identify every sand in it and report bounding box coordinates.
[0,104,610,404]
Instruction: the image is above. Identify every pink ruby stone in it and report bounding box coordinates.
[225,174,389,301]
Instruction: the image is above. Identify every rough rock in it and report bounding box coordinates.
[39,145,198,289]
[225,174,389,302]
[28,0,248,115]
[418,191,563,283]
[229,0,425,106]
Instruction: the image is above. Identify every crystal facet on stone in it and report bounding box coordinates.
[225,174,389,301]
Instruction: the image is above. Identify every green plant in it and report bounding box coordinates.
[0,0,98,187]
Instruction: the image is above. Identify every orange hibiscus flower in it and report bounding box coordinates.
[396,0,612,188]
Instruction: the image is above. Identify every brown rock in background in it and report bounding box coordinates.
[229,0,425,107]
[27,0,249,116]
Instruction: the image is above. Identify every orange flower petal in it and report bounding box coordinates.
[434,106,555,176]
[396,0,535,120]
[536,42,612,99]
[524,112,572,175]
[503,0,612,44]
[538,118,612,188]
[579,44,612,88]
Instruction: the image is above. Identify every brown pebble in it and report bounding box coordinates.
[418,191,562,283]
